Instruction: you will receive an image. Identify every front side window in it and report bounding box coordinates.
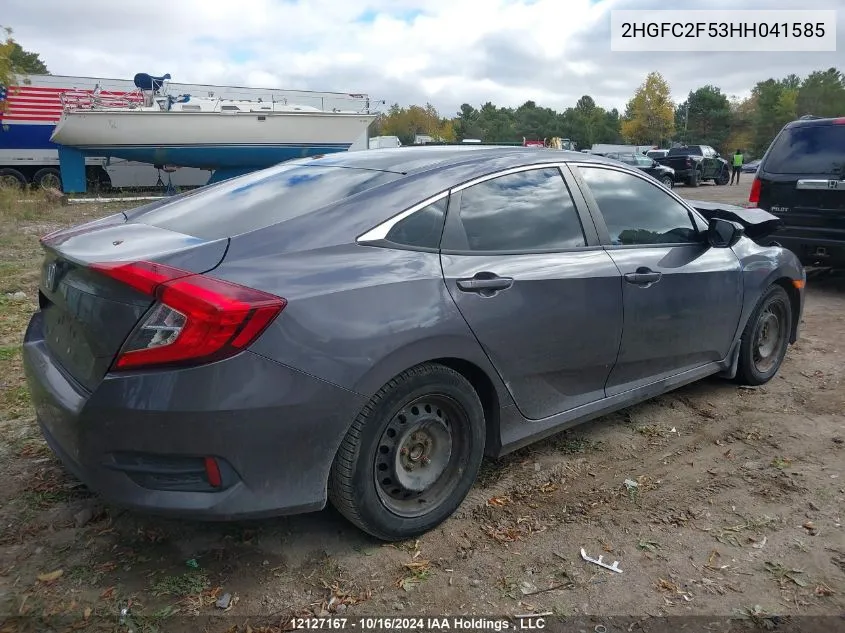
[577,167,699,246]
[450,168,587,252]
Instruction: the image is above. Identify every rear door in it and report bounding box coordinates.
[439,165,623,420]
[757,121,845,244]
[569,164,743,396]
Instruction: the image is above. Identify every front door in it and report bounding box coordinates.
[439,166,624,420]
[571,164,743,396]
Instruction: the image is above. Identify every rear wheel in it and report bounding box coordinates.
[687,168,701,187]
[735,285,792,385]
[32,168,62,191]
[328,363,485,541]
[0,168,27,190]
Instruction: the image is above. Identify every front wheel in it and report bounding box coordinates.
[328,363,486,541]
[716,169,730,185]
[735,285,792,386]
[660,175,674,188]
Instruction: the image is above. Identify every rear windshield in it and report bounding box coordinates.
[668,147,701,156]
[763,123,845,175]
[133,164,401,239]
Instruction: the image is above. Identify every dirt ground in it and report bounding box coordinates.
[0,179,843,632]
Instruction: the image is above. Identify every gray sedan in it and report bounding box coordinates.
[22,147,805,540]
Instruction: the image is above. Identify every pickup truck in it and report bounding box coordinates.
[658,145,730,187]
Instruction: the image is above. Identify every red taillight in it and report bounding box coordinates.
[748,177,761,208]
[91,261,286,370]
[833,117,845,124]
[204,457,222,488]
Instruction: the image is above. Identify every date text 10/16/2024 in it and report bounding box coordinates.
[290,617,548,630]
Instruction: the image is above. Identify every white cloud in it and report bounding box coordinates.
[3,0,843,116]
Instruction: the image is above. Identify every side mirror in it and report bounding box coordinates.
[652,159,659,167]
[708,217,744,248]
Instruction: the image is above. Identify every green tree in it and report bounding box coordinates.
[797,68,845,118]
[675,85,732,151]
[751,78,787,155]
[454,103,482,140]
[621,72,675,145]
[8,40,48,74]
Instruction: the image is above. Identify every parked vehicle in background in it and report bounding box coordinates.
[750,116,845,269]
[658,145,730,187]
[369,136,402,149]
[646,149,669,160]
[604,151,675,188]
[742,159,761,174]
[591,143,653,156]
[23,146,804,541]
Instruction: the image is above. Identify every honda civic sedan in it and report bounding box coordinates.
[23,147,805,541]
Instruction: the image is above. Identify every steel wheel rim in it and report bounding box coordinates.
[0,175,21,190]
[752,299,787,374]
[40,173,61,190]
[374,394,469,518]
[661,176,673,187]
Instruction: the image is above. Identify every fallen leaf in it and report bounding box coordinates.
[100,587,115,600]
[815,583,835,596]
[83,607,92,620]
[36,570,63,583]
[487,496,510,507]
[397,576,420,592]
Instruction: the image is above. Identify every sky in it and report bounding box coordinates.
[3,0,843,116]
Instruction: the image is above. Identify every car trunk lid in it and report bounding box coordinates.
[38,215,228,391]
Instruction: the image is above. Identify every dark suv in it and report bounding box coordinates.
[750,116,845,268]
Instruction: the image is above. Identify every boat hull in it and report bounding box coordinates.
[50,110,376,169]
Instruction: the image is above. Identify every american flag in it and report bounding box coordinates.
[0,84,143,124]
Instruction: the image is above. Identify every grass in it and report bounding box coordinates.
[150,570,210,597]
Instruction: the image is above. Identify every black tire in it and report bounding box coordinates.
[660,175,674,188]
[716,169,730,185]
[0,168,27,190]
[735,285,792,386]
[328,363,485,541]
[32,168,62,191]
[687,168,701,187]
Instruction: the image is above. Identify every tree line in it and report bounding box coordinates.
[375,68,845,159]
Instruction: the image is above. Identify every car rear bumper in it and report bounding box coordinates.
[22,311,367,520]
[773,232,845,268]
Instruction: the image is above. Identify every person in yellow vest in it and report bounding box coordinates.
[730,149,744,185]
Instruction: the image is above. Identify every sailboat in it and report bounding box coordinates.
[50,73,377,170]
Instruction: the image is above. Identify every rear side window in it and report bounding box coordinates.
[447,168,586,252]
[384,198,448,249]
[133,164,400,239]
[763,123,845,175]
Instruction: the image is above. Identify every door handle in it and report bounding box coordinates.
[456,274,514,294]
[623,267,662,286]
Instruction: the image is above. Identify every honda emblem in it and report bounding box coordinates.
[829,180,841,189]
